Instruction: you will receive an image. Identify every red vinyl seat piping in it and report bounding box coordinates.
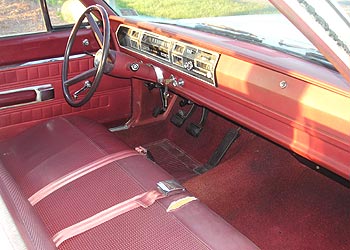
[28,150,139,206]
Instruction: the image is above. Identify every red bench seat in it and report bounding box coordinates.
[0,116,259,250]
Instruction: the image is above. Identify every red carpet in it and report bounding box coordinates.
[114,103,350,250]
[184,131,350,250]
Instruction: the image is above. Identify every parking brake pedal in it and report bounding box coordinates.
[171,103,196,127]
[186,107,208,137]
[194,128,241,174]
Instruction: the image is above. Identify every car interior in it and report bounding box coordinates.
[0,1,350,250]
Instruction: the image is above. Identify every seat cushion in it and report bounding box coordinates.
[32,153,259,250]
[0,116,130,198]
[0,116,260,250]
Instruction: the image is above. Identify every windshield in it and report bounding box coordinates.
[107,0,350,70]
[338,1,350,19]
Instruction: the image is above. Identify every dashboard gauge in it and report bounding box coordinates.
[117,25,220,86]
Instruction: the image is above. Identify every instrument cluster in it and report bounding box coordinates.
[116,25,220,86]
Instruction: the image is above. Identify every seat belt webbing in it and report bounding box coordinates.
[52,179,196,247]
[52,190,164,247]
[28,150,139,206]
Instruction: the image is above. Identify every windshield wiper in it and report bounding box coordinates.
[194,23,263,43]
[278,39,315,50]
[278,39,336,70]
[304,51,336,71]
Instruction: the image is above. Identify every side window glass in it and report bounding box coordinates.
[0,0,46,37]
[48,0,85,27]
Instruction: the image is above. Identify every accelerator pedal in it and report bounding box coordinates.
[194,128,241,174]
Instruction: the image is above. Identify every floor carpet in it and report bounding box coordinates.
[114,102,350,250]
[184,130,350,250]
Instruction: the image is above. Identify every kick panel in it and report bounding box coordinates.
[117,25,220,87]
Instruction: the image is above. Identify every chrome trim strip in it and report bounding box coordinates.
[19,54,88,67]
[37,85,54,102]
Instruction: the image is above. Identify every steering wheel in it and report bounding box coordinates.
[62,5,110,107]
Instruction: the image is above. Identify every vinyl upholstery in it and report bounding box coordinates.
[0,116,259,250]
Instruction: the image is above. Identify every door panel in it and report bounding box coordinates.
[0,29,99,67]
[0,30,132,140]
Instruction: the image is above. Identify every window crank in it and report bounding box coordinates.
[73,81,92,99]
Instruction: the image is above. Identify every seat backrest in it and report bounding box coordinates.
[0,161,57,250]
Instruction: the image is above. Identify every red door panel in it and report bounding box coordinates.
[0,30,132,140]
[0,29,99,67]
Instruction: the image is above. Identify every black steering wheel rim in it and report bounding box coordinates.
[62,5,110,107]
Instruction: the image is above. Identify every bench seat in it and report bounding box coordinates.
[0,116,259,250]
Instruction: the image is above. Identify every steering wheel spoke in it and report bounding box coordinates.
[86,13,104,48]
[64,68,97,87]
[62,5,110,107]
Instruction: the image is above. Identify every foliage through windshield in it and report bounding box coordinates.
[110,0,276,19]
[109,0,350,19]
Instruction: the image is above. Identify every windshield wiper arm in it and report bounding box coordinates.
[304,51,336,70]
[278,39,315,50]
[278,39,336,70]
[195,23,263,43]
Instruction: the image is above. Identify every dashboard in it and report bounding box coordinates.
[117,25,219,87]
[112,18,350,180]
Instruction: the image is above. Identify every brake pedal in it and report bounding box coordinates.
[171,103,196,127]
[194,128,241,174]
[186,107,208,137]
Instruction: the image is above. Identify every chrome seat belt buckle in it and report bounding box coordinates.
[135,146,148,155]
[157,180,185,196]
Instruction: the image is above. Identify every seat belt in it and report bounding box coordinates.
[53,190,164,247]
[28,150,139,206]
[52,180,196,247]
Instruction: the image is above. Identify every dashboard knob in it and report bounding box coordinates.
[130,63,140,71]
[178,78,185,87]
[185,61,194,71]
